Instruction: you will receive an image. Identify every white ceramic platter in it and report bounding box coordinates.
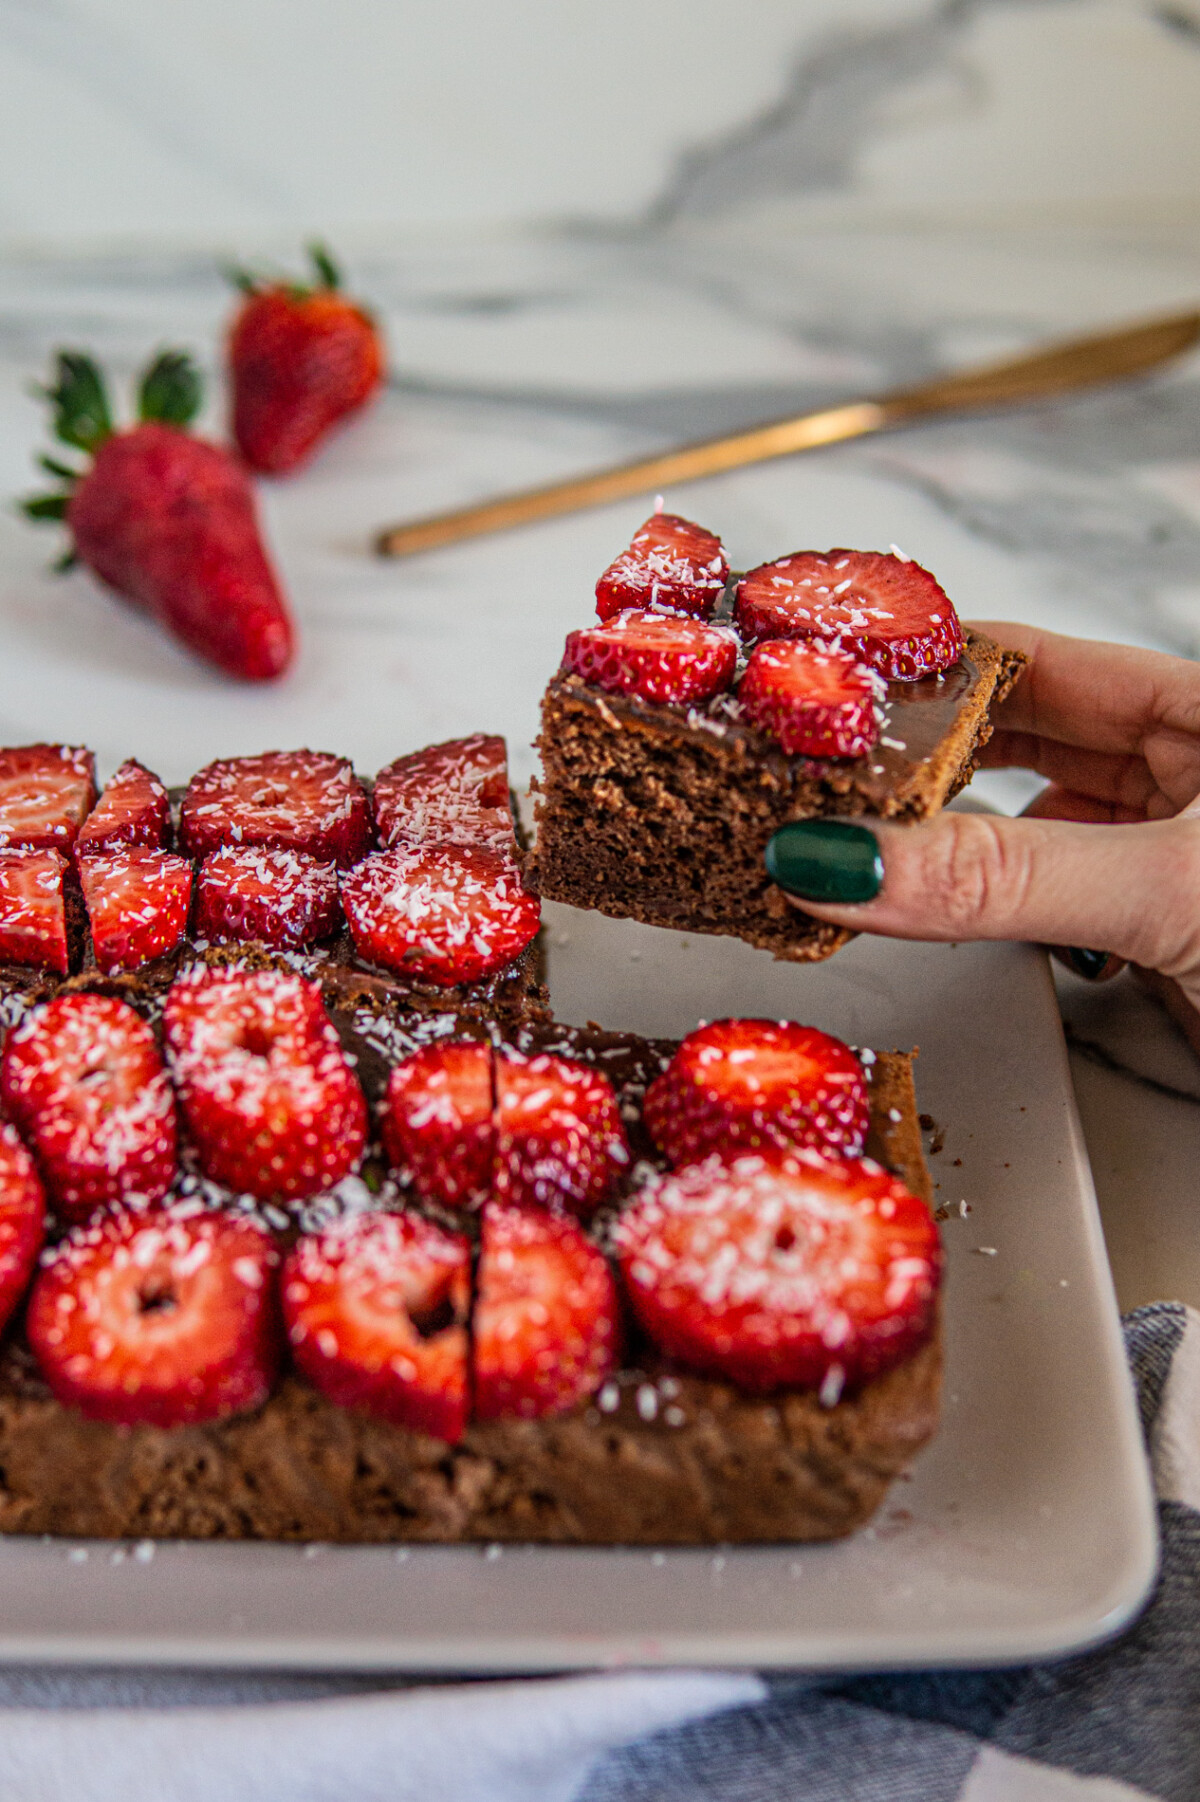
[0,905,1157,1671]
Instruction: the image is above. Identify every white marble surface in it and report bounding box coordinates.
[0,2,1199,244]
[0,213,1198,1307]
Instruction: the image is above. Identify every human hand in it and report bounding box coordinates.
[764,624,1200,1051]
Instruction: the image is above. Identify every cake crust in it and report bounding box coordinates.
[528,630,1024,962]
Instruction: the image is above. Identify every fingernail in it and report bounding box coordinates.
[1059,947,1123,982]
[765,820,883,904]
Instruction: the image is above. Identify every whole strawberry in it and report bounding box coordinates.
[227,243,385,475]
[23,349,295,681]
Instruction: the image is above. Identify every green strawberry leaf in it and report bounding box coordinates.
[38,453,80,483]
[309,242,341,290]
[21,492,70,521]
[138,349,202,428]
[38,352,112,454]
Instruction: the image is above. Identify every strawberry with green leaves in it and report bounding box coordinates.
[23,349,295,682]
[227,243,385,475]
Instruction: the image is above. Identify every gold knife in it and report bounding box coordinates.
[375,308,1200,559]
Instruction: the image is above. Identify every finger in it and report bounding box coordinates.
[764,810,1200,974]
[968,620,1200,756]
[1021,784,1147,826]
[976,729,1161,812]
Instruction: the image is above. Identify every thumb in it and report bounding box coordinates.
[764,807,1200,976]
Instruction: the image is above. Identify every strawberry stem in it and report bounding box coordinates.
[308,242,340,289]
[39,352,112,455]
[138,349,202,429]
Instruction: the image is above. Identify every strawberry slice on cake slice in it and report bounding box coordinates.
[340,843,540,988]
[194,847,341,950]
[473,1201,620,1421]
[737,641,884,759]
[163,965,367,1203]
[373,734,514,855]
[0,993,177,1220]
[76,758,170,854]
[615,1144,941,1396]
[179,749,371,867]
[561,609,738,705]
[0,1125,46,1332]
[493,1047,629,1218]
[0,744,96,852]
[644,1019,870,1167]
[0,850,69,972]
[735,549,964,680]
[382,1039,495,1211]
[27,1203,279,1427]
[595,512,728,622]
[78,847,193,972]
[283,1209,470,1441]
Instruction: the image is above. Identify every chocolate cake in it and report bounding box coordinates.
[0,1000,937,1545]
[530,628,1022,962]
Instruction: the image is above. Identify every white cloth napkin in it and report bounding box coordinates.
[0,1668,762,1802]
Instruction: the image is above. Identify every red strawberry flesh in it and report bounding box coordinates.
[0,850,68,973]
[283,1209,470,1440]
[68,422,295,681]
[340,844,541,988]
[179,749,371,867]
[494,1048,629,1218]
[373,735,512,854]
[27,1204,279,1427]
[737,641,883,758]
[735,550,965,680]
[76,758,170,853]
[195,847,340,950]
[0,1124,46,1332]
[473,1201,619,1421]
[0,992,177,1221]
[595,513,729,622]
[78,847,193,973]
[615,1146,941,1393]
[561,609,738,705]
[0,744,96,851]
[643,1019,869,1167]
[383,1040,495,1211]
[162,965,367,1203]
[230,286,385,476]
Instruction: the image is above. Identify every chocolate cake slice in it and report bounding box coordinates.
[529,628,1022,963]
[0,1005,938,1545]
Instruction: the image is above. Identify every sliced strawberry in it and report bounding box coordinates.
[194,847,340,950]
[382,1040,494,1211]
[76,758,170,853]
[27,1204,279,1427]
[0,1124,46,1330]
[0,744,95,851]
[735,550,964,681]
[0,850,68,973]
[78,848,193,973]
[373,735,512,854]
[494,1048,629,1218]
[615,1147,941,1393]
[595,513,729,622]
[473,1201,619,1421]
[561,609,737,706]
[0,992,177,1221]
[341,844,541,988]
[283,1209,470,1441]
[179,750,371,867]
[643,1019,868,1168]
[162,965,367,1203]
[737,641,882,758]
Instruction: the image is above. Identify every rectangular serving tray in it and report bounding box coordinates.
[0,903,1157,1671]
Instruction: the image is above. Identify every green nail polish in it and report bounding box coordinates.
[765,820,883,904]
